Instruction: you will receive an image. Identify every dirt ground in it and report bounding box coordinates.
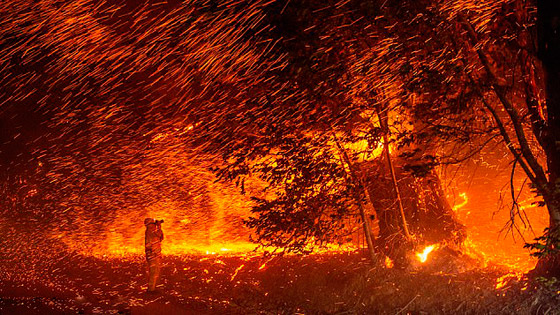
[1,244,560,315]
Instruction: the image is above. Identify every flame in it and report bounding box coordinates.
[452,192,468,211]
[495,272,522,290]
[416,245,437,263]
[230,264,245,281]
[384,256,394,268]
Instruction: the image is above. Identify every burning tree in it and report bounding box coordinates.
[2,0,555,274]
[194,0,468,266]
[196,0,560,274]
[355,0,560,274]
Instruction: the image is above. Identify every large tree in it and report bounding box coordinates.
[193,0,467,265]
[531,0,560,274]
[359,0,560,274]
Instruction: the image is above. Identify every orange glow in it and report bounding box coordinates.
[452,192,469,212]
[50,127,546,277]
[384,256,394,268]
[416,245,437,263]
[495,272,522,290]
[230,264,245,281]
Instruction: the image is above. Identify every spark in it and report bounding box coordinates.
[230,264,245,281]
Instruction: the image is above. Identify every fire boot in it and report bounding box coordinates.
[147,257,161,292]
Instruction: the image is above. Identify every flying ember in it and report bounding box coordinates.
[1,0,559,313]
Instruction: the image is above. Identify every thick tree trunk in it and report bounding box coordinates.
[538,0,560,223]
[543,63,560,229]
[360,158,465,268]
[533,0,560,275]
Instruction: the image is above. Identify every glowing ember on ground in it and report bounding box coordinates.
[384,256,394,268]
[495,272,523,290]
[416,245,437,263]
[230,264,245,281]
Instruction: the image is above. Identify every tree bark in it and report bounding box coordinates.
[538,0,560,230]
[333,135,378,262]
[532,0,560,276]
[377,108,412,241]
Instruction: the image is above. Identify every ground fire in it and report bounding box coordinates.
[1,0,560,314]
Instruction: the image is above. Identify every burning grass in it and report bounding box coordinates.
[1,238,559,314]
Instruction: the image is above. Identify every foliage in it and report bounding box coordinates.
[524,227,560,258]
[244,134,356,252]
[198,0,516,252]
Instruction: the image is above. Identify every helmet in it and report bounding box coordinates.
[144,218,155,225]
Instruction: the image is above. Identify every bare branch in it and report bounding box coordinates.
[460,17,548,187]
[521,53,549,149]
[468,73,540,186]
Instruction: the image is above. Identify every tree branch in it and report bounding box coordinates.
[521,52,548,149]
[468,74,540,186]
[332,133,378,262]
[460,17,548,188]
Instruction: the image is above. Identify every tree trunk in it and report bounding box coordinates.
[377,109,412,241]
[534,0,560,275]
[360,157,465,268]
[333,136,378,262]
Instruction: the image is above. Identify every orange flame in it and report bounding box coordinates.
[416,245,437,263]
[495,272,522,290]
[384,256,394,268]
[230,264,245,281]
[452,192,468,211]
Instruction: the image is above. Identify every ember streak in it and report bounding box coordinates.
[0,0,557,313]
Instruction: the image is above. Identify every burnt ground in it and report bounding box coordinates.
[1,243,560,315]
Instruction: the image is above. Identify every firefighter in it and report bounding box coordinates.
[144,217,164,292]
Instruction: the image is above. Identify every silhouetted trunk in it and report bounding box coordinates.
[334,137,378,263]
[534,0,560,276]
[361,158,465,268]
[377,109,412,241]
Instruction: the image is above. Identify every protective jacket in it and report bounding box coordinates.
[145,222,164,261]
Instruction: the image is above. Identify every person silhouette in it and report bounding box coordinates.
[144,218,164,292]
